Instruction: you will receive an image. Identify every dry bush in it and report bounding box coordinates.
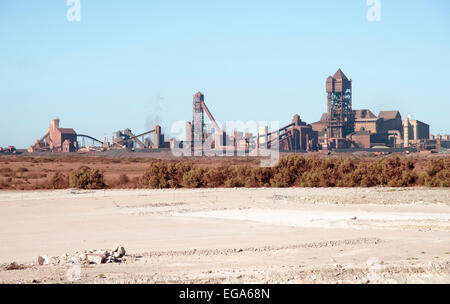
[69,166,105,189]
[135,155,427,189]
[222,166,251,188]
[139,161,192,188]
[10,179,27,190]
[49,172,69,189]
[0,178,8,189]
[4,262,28,271]
[419,158,450,187]
[0,167,15,178]
[377,156,417,187]
[272,155,418,188]
[271,154,310,187]
[203,166,232,188]
[4,155,448,190]
[247,167,273,187]
[182,168,206,188]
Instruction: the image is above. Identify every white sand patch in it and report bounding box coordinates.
[175,208,450,229]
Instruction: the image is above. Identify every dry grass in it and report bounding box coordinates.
[0,154,448,190]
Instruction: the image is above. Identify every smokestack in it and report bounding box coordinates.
[154,125,161,148]
[403,118,409,148]
[50,118,60,130]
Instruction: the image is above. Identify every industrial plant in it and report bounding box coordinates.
[24,69,449,156]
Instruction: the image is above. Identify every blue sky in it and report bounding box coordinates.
[1,0,449,148]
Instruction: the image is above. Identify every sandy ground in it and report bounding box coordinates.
[0,187,449,284]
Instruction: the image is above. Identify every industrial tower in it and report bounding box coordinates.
[192,92,205,156]
[326,69,354,139]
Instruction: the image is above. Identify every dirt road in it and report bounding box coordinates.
[0,188,449,283]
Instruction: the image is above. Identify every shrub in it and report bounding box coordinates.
[248,167,273,187]
[49,172,69,189]
[0,178,8,189]
[270,155,419,188]
[224,166,252,188]
[182,168,206,188]
[131,155,450,189]
[139,161,192,188]
[419,158,450,187]
[271,154,308,187]
[0,167,15,178]
[69,166,105,189]
[4,262,27,271]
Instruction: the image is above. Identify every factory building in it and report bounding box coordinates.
[353,109,381,133]
[326,69,354,140]
[111,125,169,150]
[310,69,432,150]
[25,69,439,154]
[28,118,78,152]
[403,118,430,148]
[378,111,403,134]
[48,119,78,152]
[259,114,318,152]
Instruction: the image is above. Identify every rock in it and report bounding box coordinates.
[86,253,105,264]
[94,250,110,257]
[38,255,49,266]
[49,256,60,265]
[112,244,126,258]
[68,256,80,265]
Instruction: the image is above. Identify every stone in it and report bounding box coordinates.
[49,256,60,265]
[37,255,49,266]
[68,256,80,265]
[112,244,126,258]
[94,250,110,257]
[86,253,105,264]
